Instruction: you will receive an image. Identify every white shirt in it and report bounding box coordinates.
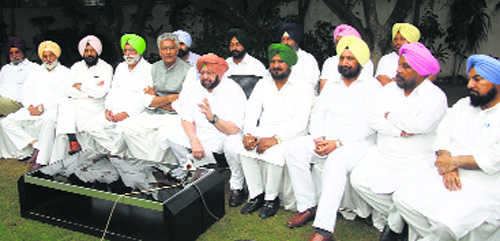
[186,51,201,66]
[370,80,448,161]
[244,74,314,142]
[0,59,39,102]
[22,63,70,112]
[289,48,320,92]
[310,75,381,145]
[320,55,374,82]
[104,58,152,117]
[67,58,113,100]
[225,54,267,77]
[375,51,399,78]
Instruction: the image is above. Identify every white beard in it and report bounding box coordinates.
[43,60,58,70]
[123,54,141,66]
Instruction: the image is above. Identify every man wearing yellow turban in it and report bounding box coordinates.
[80,33,152,156]
[376,23,420,86]
[285,36,382,241]
[1,40,70,171]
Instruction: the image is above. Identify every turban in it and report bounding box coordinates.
[268,43,298,67]
[399,42,440,76]
[279,23,304,43]
[38,40,61,59]
[78,35,102,57]
[336,36,370,66]
[8,36,25,51]
[196,54,229,78]
[120,34,146,55]
[173,30,192,47]
[333,24,361,41]
[228,28,251,49]
[466,54,500,84]
[392,23,420,43]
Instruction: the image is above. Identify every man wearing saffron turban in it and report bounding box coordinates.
[81,33,152,156]
[238,43,314,219]
[279,23,320,94]
[319,24,375,93]
[285,36,382,241]
[160,53,246,182]
[391,54,500,241]
[1,40,70,170]
[350,42,448,241]
[51,35,113,161]
[172,30,200,66]
[376,23,420,86]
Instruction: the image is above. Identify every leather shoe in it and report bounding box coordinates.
[229,189,248,207]
[309,231,334,241]
[240,193,264,214]
[380,225,402,241]
[259,197,280,219]
[286,206,316,228]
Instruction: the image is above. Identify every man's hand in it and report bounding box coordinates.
[400,131,414,137]
[28,104,44,116]
[314,139,336,156]
[190,138,205,159]
[377,75,393,86]
[256,137,278,154]
[243,134,258,151]
[73,83,82,91]
[435,152,457,175]
[198,98,214,122]
[105,110,114,121]
[162,103,176,112]
[442,169,461,191]
[113,112,129,122]
[144,86,157,96]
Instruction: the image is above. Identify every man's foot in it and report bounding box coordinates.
[25,149,39,164]
[68,141,81,155]
[229,189,248,207]
[309,228,334,241]
[286,206,316,228]
[380,225,402,241]
[240,193,264,214]
[259,196,280,219]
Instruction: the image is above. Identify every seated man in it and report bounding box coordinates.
[120,32,195,162]
[172,30,200,66]
[286,36,381,241]
[350,42,447,239]
[239,44,314,219]
[392,54,500,241]
[1,41,70,170]
[51,35,113,161]
[161,54,246,179]
[81,34,152,155]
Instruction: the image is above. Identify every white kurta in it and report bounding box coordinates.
[350,79,448,230]
[1,64,70,165]
[225,54,268,77]
[375,51,398,79]
[82,58,152,155]
[320,55,374,83]
[393,97,500,241]
[287,76,381,232]
[0,59,39,103]
[289,49,320,94]
[51,58,113,161]
[185,51,201,66]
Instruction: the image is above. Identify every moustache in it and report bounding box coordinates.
[271,67,283,72]
[467,88,479,95]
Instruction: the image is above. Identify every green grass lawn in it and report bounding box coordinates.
[1,158,378,241]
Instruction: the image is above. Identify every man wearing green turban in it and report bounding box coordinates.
[239,43,314,219]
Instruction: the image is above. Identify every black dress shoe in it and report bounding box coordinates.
[229,189,248,207]
[380,225,402,241]
[240,193,264,214]
[259,197,280,219]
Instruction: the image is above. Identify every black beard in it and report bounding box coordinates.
[178,48,188,58]
[395,74,417,92]
[338,64,361,79]
[201,75,221,90]
[468,87,497,107]
[270,67,291,81]
[84,56,98,67]
[231,49,246,60]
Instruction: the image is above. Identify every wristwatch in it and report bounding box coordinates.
[209,114,218,124]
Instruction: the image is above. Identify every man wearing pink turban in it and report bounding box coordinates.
[319,24,374,93]
[1,40,70,171]
[51,35,113,161]
[350,42,448,241]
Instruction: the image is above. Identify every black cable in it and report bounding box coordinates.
[193,183,221,221]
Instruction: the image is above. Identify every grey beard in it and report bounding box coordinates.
[124,54,141,66]
[43,60,58,70]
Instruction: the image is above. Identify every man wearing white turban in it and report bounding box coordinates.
[1,40,70,171]
[50,35,113,162]
[173,30,200,66]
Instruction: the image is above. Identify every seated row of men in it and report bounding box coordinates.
[0,22,498,241]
